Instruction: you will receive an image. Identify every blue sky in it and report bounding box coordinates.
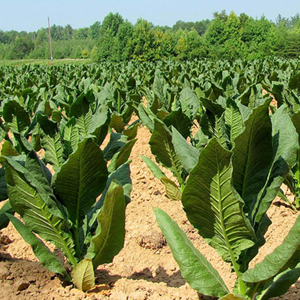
[1,0,300,32]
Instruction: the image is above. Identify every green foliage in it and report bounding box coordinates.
[2,11,300,61]
[1,136,132,291]
[154,98,300,299]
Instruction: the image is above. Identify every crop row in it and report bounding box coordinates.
[0,59,300,299]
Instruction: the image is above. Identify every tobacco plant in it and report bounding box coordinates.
[155,100,300,299]
[1,134,133,291]
[139,87,200,200]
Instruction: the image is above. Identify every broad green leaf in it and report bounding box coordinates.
[87,162,132,231]
[108,139,136,173]
[123,123,139,140]
[200,98,225,138]
[156,107,169,120]
[253,105,299,223]
[110,112,125,133]
[214,114,230,149]
[2,99,30,133]
[103,133,127,161]
[7,213,68,279]
[38,114,64,171]
[259,264,300,300]
[224,99,244,148]
[232,99,273,214]
[24,151,52,189]
[149,119,183,181]
[0,167,8,201]
[182,137,255,263]
[172,126,200,173]
[137,104,155,132]
[154,208,229,297]
[141,155,166,180]
[242,213,300,283]
[41,132,64,172]
[69,94,89,118]
[291,111,300,141]
[13,132,34,154]
[52,110,62,123]
[87,106,109,145]
[89,180,126,268]
[37,113,59,137]
[153,69,167,108]
[236,101,252,123]
[161,177,182,201]
[179,87,199,120]
[163,109,191,139]
[76,109,92,138]
[0,201,13,229]
[3,155,76,266]
[62,117,80,158]
[194,129,209,151]
[71,258,95,292]
[270,82,284,108]
[55,138,108,228]
[1,140,19,157]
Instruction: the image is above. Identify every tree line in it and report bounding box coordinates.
[1,11,300,61]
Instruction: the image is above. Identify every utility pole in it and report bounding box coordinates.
[48,17,53,63]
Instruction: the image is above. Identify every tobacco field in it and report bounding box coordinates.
[1,58,300,299]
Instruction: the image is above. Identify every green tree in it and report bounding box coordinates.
[93,13,124,62]
[3,30,18,44]
[7,36,34,59]
[174,29,189,60]
[152,28,176,60]
[81,48,89,58]
[112,21,133,61]
[131,19,156,61]
[73,27,89,39]
[51,25,65,40]
[64,24,74,40]
[100,12,124,36]
[204,11,228,59]
[223,12,244,59]
[187,29,206,60]
[89,21,101,39]
[241,16,276,59]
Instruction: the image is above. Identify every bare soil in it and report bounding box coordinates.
[1,124,300,300]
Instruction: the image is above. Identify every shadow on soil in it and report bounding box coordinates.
[94,268,122,286]
[279,281,300,299]
[128,266,186,287]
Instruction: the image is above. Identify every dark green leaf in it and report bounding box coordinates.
[7,213,68,279]
[55,138,108,228]
[232,99,273,214]
[182,138,255,263]
[179,87,199,120]
[242,213,300,283]
[89,180,126,268]
[172,126,200,173]
[3,155,76,265]
[108,139,136,173]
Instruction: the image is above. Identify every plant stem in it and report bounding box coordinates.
[73,223,81,259]
[295,150,300,208]
[117,91,121,114]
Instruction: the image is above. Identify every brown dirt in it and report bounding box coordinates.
[1,124,300,300]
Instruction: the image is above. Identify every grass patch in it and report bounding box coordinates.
[0,59,93,67]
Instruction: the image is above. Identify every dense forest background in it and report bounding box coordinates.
[1,11,300,61]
